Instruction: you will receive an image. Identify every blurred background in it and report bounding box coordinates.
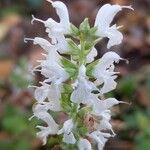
[0,0,149,149]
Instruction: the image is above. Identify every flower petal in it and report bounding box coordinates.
[34,85,49,102]
[63,132,76,144]
[78,138,92,150]
[86,47,98,63]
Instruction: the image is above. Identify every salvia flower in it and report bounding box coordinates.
[95,4,133,49]
[25,1,133,149]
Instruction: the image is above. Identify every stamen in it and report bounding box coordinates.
[33,65,41,69]
[117,25,124,29]
[28,85,38,88]
[41,53,47,57]
[43,78,53,83]
[24,38,34,43]
[122,5,134,10]
[121,58,129,64]
[110,128,116,136]
[94,37,102,45]
[119,101,131,105]
[29,115,35,121]
[33,69,41,72]
[31,15,45,24]
[37,60,44,63]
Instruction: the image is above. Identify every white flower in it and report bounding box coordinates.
[93,97,126,114]
[71,65,97,104]
[78,138,92,150]
[32,1,70,34]
[24,37,61,60]
[30,103,59,145]
[58,119,76,144]
[33,49,69,83]
[42,61,69,84]
[97,109,115,135]
[34,83,49,103]
[33,82,62,111]
[95,4,133,48]
[86,47,98,63]
[93,51,122,94]
[44,83,62,111]
[89,131,111,150]
[49,0,70,33]
[31,0,70,53]
[36,126,56,145]
[31,104,58,126]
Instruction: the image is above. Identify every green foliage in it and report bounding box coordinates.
[0,105,37,150]
[62,143,78,150]
[146,78,150,93]
[0,139,31,150]
[70,18,97,41]
[69,18,98,65]
[1,105,37,135]
[117,75,137,97]
[47,136,63,149]
[10,57,33,88]
[27,0,42,8]
[124,108,150,150]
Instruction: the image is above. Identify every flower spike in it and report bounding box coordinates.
[25,1,133,149]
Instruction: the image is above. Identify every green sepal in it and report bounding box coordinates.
[79,18,90,33]
[66,38,80,61]
[75,116,88,137]
[77,125,88,137]
[70,23,80,37]
[61,57,78,80]
[78,107,92,118]
[86,59,100,78]
[60,84,76,114]
[62,83,73,94]
[83,41,95,57]
[67,38,80,52]
[60,92,72,113]
[90,26,98,35]
[79,18,98,42]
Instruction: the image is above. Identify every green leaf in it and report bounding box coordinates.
[136,112,150,131]
[146,78,150,93]
[117,75,137,97]
[1,105,37,136]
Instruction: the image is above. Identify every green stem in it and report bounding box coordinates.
[79,33,85,66]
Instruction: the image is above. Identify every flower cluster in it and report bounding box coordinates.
[25,0,133,149]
